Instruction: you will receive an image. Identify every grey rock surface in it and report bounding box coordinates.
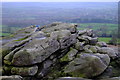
[64,53,110,78]
[98,47,118,59]
[56,77,92,80]
[1,22,119,80]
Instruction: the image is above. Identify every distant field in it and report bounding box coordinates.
[0,33,11,36]
[98,37,111,43]
[77,23,117,30]
[77,23,118,37]
[0,25,21,37]
[76,23,118,43]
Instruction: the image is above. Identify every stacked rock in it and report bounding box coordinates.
[0,23,120,80]
[58,29,111,78]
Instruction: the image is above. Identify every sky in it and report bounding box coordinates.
[2,0,120,2]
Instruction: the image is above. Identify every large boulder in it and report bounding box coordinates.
[41,23,77,33]
[96,41,107,47]
[98,47,118,59]
[78,29,94,37]
[4,37,60,66]
[77,36,98,45]
[50,30,77,49]
[64,53,110,78]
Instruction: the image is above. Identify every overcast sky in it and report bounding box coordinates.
[2,0,120,2]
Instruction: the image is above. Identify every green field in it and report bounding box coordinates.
[76,23,118,44]
[0,33,11,36]
[77,23,118,37]
[0,25,21,37]
[98,37,111,43]
[77,23,117,30]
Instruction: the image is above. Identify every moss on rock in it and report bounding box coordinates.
[11,66,38,76]
[60,48,78,62]
[1,48,11,58]
[60,53,69,62]
[3,66,13,75]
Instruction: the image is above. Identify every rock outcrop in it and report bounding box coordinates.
[1,22,120,80]
[64,53,110,78]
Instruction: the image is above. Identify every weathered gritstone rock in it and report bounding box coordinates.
[50,30,77,49]
[96,41,107,47]
[0,75,23,80]
[56,77,92,80]
[99,77,120,80]
[83,45,99,53]
[74,41,84,51]
[98,47,118,59]
[95,66,113,79]
[78,29,94,37]
[1,22,119,80]
[2,35,32,62]
[1,26,35,45]
[11,37,60,66]
[2,23,78,77]
[89,46,98,53]
[64,53,110,78]
[60,48,78,62]
[41,23,77,33]
[77,36,98,45]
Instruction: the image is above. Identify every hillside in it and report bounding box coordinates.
[2,2,118,37]
[1,23,120,80]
